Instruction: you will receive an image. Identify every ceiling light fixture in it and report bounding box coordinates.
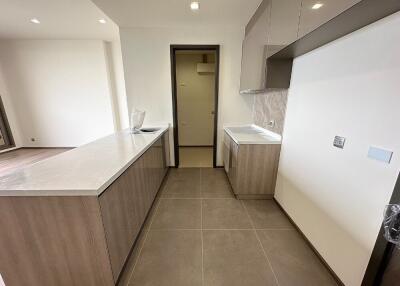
[312,3,323,9]
[98,19,107,24]
[190,1,200,11]
[30,18,40,24]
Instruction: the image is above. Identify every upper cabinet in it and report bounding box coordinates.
[298,0,362,38]
[239,0,271,94]
[267,0,302,55]
[240,0,302,94]
[240,0,366,92]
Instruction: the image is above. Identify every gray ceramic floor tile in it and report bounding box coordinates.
[203,230,278,286]
[257,229,337,286]
[242,200,293,229]
[168,168,201,181]
[202,199,252,229]
[151,199,201,229]
[129,230,202,286]
[201,168,234,198]
[161,168,201,198]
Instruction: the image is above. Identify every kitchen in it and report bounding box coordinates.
[0,0,400,285]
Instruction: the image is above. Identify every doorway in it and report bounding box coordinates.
[170,45,219,168]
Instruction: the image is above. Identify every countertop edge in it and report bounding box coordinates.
[95,127,168,197]
[0,127,169,197]
[223,124,282,145]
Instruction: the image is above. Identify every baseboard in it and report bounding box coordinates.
[236,194,274,200]
[273,198,345,286]
[179,145,213,148]
[0,146,20,154]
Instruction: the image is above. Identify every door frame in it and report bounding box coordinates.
[362,172,400,285]
[170,44,220,168]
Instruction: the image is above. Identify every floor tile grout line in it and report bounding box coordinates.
[200,168,204,286]
[127,196,162,285]
[159,197,237,200]
[241,200,281,286]
[146,228,268,231]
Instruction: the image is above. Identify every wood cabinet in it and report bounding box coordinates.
[223,131,280,199]
[0,131,169,286]
[239,0,270,93]
[297,0,362,38]
[241,0,365,89]
[224,132,239,191]
[99,136,168,280]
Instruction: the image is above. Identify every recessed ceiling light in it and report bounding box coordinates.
[312,3,323,9]
[30,18,40,24]
[98,19,107,24]
[190,1,200,11]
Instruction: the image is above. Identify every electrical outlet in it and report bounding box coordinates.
[267,120,275,128]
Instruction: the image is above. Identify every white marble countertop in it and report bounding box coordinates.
[224,124,282,145]
[0,126,168,197]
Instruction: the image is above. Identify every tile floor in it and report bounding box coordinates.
[179,147,213,168]
[120,168,337,286]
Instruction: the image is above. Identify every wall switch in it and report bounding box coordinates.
[368,146,393,164]
[333,136,346,149]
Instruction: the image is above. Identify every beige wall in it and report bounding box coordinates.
[120,26,254,166]
[275,12,400,286]
[0,40,127,147]
[176,53,215,146]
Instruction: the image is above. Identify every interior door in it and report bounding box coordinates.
[176,52,215,146]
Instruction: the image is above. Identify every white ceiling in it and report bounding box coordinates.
[91,0,263,28]
[0,0,119,40]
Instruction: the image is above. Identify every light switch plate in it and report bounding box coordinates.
[333,136,346,149]
[368,146,393,164]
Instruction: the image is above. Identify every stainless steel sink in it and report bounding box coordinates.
[132,127,160,134]
[226,126,262,134]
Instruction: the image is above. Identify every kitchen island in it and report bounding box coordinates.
[0,127,170,286]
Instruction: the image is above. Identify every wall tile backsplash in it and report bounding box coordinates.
[253,89,288,135]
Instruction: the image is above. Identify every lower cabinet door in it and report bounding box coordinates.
[228,140,239,193]
[223,141,230,174]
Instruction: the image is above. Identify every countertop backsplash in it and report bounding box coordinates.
[252,89,288,135]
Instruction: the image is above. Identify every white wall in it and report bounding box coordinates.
[120,27,254,165]
[275,12,400,286]
[176,53,214,146]
[0,40,120,147]
[104,39,130,131]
